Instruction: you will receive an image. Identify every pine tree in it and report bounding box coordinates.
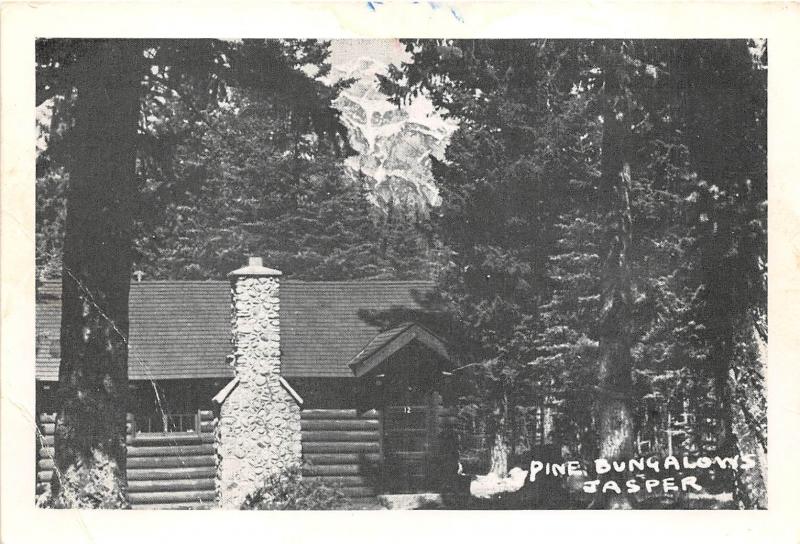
[669,39,768,506]
[382,41,767,510]
[40,84,438,283]
[382,40,587,476]
[36,38,348,507]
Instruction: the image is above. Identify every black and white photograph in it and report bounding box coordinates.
[26,33,776,515]
[28,36,770,513]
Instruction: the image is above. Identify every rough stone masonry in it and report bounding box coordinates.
[216,258,302,508]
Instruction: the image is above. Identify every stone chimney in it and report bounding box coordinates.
[216,257,302,508]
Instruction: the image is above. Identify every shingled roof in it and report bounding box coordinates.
[347,322,450,378]
[36,279,437,381]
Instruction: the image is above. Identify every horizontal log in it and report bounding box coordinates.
[304,476,371,487]
[129,433,214,446]
[198,410,214,420]
[38,458,55,471]
[302,453,382,465]
[39,423,55,435]
[128,490,216,505]
[37,435,55,447]
[131,502,212,510]
[127,455,216,469]
[128,467,215,481]
[39,447,54,459]
[303,464,368,477]
[200,421,215,432]
[127,444,215,457]
[36,483,52,493]
[38,470,52,483]
[38,413,57,424]
[301,420,379,431]
[302,431,380,442]
[302,442,380,454]
[301,409,356,419]
[128,478,215,493]
[301,409,379,420]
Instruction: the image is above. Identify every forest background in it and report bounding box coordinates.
[34,38,767,509]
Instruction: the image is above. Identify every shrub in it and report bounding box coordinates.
[241,465,350,510]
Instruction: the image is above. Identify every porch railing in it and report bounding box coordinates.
[136,412,199,434]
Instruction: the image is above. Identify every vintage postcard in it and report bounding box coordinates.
[1,1,798,543]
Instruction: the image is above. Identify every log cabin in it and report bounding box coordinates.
[35,258,466,508]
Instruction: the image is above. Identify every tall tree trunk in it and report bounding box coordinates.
[51,40,142,508]
[595,44,636,509]
[674,41,766,501]
[489,394,510,477]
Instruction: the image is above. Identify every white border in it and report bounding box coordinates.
[2,2,799,543]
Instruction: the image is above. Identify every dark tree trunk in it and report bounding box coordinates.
[51,40,142,508]
[595,44,636,509]
[674,41,765,497]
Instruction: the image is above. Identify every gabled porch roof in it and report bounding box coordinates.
[347,322,451,378]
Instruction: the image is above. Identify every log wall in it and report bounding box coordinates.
[37,410,217,510]
[37,407,393,506]
[300,409,382,499]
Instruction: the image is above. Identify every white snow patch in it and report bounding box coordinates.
[469,467,529,499]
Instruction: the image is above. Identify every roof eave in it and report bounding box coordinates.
[348,323,451,378]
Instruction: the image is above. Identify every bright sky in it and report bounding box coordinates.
[329,39,410,70]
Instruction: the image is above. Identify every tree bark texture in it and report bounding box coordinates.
[489,395,511,477]
[595,46,636,509]
[51,40,142,507]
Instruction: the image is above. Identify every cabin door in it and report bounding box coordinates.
[381,370,437,493]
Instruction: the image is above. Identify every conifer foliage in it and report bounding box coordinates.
[382,39,767,508]
[34,39,369,507]
[35,38,767,509]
